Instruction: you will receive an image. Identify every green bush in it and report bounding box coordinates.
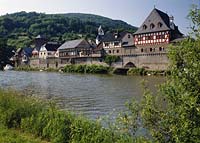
[104,55,120,66]
[15,66,40,71]
[63,64,110,74]
[127,68,146,76]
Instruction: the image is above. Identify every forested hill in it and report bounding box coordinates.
[0,11,137,49]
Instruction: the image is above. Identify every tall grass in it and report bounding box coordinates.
[0,89,147,143]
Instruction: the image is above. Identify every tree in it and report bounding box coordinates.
[0,38,7,69]
[123,5,200,143]
[0,38,14,70]
[104,55,120,66]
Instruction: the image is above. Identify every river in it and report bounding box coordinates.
[0,71,165,119]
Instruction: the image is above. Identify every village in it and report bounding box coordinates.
[12,8,185,71]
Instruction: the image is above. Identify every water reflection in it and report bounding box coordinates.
[0,71,165,119]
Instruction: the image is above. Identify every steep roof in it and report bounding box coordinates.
[101,31,128,42]
[43,42,61,51]
[58,39,91,50]
[134,8,171,34]
[23,47,34,57]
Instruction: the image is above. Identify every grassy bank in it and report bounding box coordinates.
[0,126,49,143]
[0,89,147,143]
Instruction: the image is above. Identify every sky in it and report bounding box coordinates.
[0,0,199,35]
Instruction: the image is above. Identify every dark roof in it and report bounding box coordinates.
[58,39,91,50]
[134,8,171,34]
[43,42,61,51]
[16,47,33,57]
[101,31,128,42]
[23,47,34,57]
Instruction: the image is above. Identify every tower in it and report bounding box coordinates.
[96,26,104,45]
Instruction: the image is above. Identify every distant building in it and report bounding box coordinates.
[27,8,185,70]
[32,35,48,58]
[39,42,61,59]
[57,39,93,64]
[101,31,135,56]
[134,8,183,52]
[96,25,105,45]
[129,8,184,70]
[13,47,33,66]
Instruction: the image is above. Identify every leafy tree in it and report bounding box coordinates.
[104,55,120,66]
[122,5,200,143]
[0,38,8,69]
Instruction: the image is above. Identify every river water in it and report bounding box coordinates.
[0,71,165,119]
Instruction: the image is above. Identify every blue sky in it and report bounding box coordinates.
[0,0,199,35]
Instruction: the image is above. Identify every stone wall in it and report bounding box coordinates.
[122,53,169,70]
[29,52,169,71]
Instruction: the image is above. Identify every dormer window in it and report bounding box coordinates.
[158,22,163,28]
[143,24,147,30]
[150,23,155,29]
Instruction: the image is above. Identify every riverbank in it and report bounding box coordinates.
[14,64,168,76]
[0,89,148,143]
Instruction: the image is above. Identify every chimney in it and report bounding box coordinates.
[169,15,175,30]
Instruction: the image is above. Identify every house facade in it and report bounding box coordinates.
[58,39,94,64]
[13,47,33,67]
[101,32,135,56]
[134,8,183,51]
[129,8,184,70]
[39,42,61,59]
[32,35,48,58]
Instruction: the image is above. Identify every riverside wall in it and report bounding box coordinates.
[29,53,169,71]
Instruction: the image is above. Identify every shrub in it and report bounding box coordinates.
[127,68,146,76]
[104,55,120,66]
[63,64,110,74]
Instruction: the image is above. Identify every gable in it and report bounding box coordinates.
[134,8,170,34]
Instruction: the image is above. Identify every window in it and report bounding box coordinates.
[150,23,155,29]
[105,43,109,47]
[143,24,147,30]
[150,48,153,52]
[158,22,163,28]
[117,50,119,53]
[159,47,162,51]
[141,49,144,52]
[109,50,111,54]
[114,42,119,46]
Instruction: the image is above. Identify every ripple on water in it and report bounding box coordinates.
[0,71,165,119]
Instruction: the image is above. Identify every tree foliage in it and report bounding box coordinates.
[104,55,120,66]
[0,12,137,49]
